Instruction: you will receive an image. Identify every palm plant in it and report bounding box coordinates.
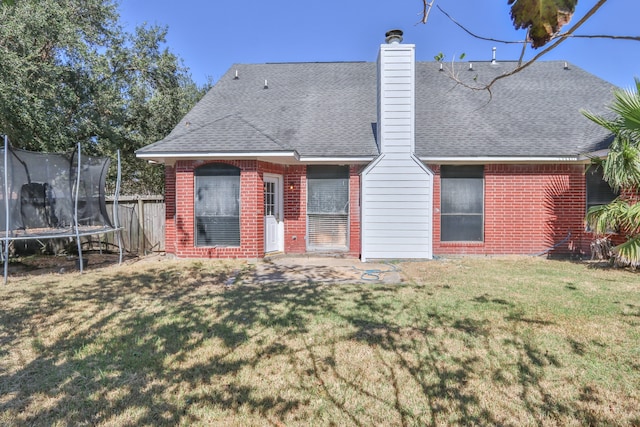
[582,78,640,267]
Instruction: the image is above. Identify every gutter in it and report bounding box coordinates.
[419,156,586,164]
[136,150,376,166]
[299,156,375,164]
[137,153,607,166]
[136,151,299,166]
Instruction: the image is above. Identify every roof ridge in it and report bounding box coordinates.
[233,115,293,151]
[159,113,237,145]
[265,61,368,65]
[162,113,291,150]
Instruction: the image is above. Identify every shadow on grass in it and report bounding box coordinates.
[0,262,342,425]
[0,260,635,426]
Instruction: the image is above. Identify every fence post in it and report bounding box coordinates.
[138,196,145,256]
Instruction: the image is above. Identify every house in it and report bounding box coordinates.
[136,30,618,261]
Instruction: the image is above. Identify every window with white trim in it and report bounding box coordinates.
[194,163,241,246]
[440,165,484,242]
[307,165,349,250]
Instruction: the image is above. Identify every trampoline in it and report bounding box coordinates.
[1,134,123,283]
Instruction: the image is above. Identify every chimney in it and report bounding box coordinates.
[377,29,415,155]
[385,29,403,44]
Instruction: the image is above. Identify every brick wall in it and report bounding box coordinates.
[432,164,591,257]
[283,165,361,256]
[170,160,264,258]
[164,165,176,255]
[284,165,307,253]
[167,161,362,259]
[349,165,362,257]
[167,160,593,259]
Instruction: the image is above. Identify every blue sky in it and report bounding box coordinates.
[118,0,639,89]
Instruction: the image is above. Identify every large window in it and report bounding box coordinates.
[194,163,241,246]
[586,165,618,213]
[440,165,484,242]
[307,165,349,250]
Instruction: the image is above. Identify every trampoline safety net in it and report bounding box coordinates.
[0,146,113,236]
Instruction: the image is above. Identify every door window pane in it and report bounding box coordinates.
[264,181,275,216]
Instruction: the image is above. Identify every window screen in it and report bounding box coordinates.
[195,163,240,246]
[586,165,618,212]
[307,165,349,250]
[441,165,484,242]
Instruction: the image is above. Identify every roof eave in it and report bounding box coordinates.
[136,151,300,166]
[577,149,609,161]
[420,155,587,164]
[299,156,376,164]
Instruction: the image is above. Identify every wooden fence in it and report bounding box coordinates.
[9,195,165,257]
[103,195,165,255]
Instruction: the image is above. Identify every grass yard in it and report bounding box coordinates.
[0,256,639,426]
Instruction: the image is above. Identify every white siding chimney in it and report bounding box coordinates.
[362,30,433,261]
[377,30,415,155]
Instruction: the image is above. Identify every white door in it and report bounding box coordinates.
[264,175,283,253]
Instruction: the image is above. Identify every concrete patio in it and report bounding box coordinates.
[240,255,405,285]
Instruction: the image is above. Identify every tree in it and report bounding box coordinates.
[583,79,640,267]
[0,0,208,194]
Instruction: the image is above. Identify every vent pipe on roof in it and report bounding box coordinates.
[468,62,473,71]
[385,29,403,44]
[264,79,268,89]
[234,70,239,80]
[491,47,497,64]
[564,62,569,70]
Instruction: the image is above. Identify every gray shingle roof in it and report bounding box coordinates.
[415,61,615,157]
[137,60,616,160]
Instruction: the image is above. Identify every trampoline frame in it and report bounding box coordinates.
[1,135,123,283]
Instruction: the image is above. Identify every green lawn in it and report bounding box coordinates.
[0,256,638,426]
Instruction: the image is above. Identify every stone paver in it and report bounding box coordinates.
[242,255,403,285]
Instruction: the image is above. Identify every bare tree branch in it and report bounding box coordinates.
[567,34,640,42]
[439,0,613,94]
[517,32,528,67]
[437,5,527,44]
[420,0,436,24]
[437,4,640,46]
[485,0,609,90]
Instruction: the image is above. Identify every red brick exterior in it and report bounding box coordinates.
[167,160,275,258]
[432,164,591,257]
[164,165,177,255]
[166,161,361,259]
[348,165,362,256]
[165,161,594,259]
[283,165,306,254]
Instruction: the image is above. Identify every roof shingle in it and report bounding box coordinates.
[137,60,616,159]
